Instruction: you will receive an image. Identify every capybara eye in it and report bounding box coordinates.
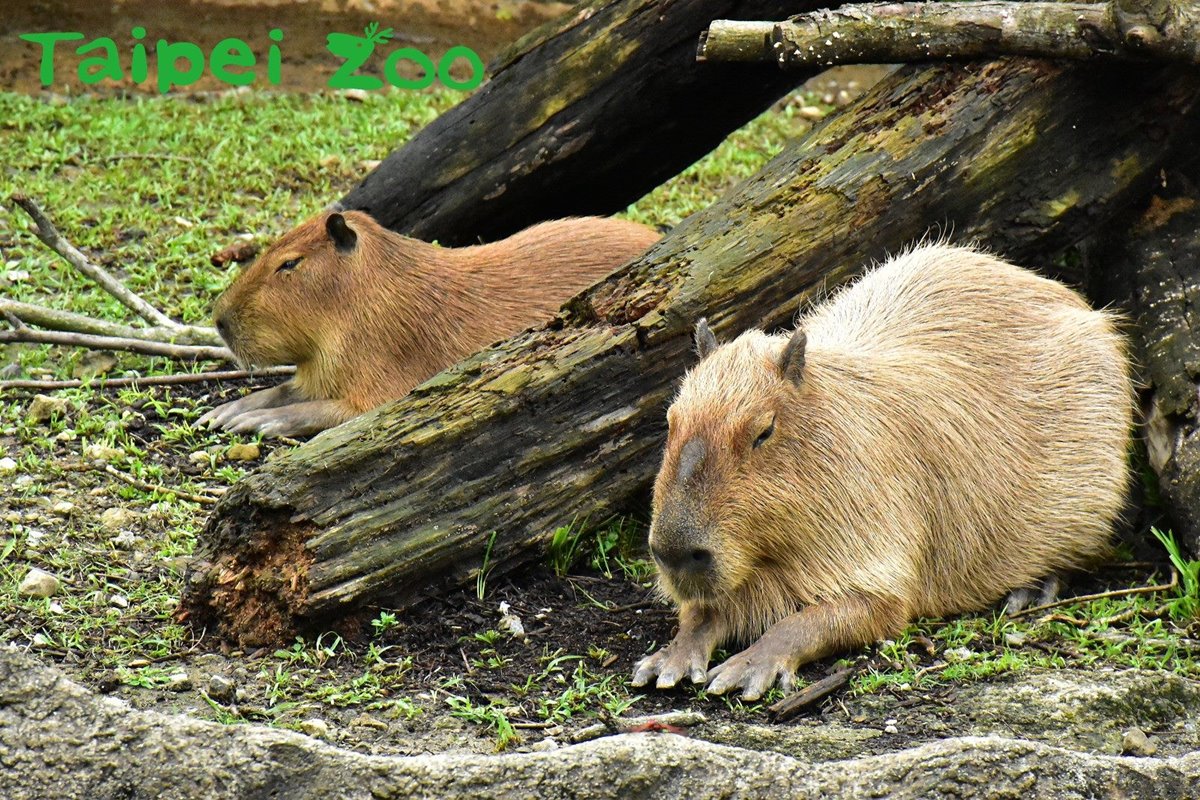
[276,257,302,273]
[753,416,776,449]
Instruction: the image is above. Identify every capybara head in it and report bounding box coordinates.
[649,318,808,604]
[212,211,371,368]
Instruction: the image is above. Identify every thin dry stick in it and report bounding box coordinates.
[10,194,178,328]
[0,328,233,361]
[0,366,294,392]
[1008,570,1179,620]
[104,465,219,505]
[1,299,222,347]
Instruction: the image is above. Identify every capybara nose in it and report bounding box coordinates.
[651,542,713,574]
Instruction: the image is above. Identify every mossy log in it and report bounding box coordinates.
[182,61,1200,645]
[337,0,825,246]
[1089,162,1200,557]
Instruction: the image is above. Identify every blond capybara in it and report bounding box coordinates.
[200,211,660,437]
[633,243,1132,700]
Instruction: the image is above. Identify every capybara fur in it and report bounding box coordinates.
[201,210,660,437]
[633,243,1132,700]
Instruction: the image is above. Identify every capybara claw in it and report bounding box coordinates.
[632,645,709,690]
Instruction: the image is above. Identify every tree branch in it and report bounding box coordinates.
[698,0,1200,67]
[0,367,294,392]
[0,328,233,362]
[0,300,222,347]
[10,194,180,328]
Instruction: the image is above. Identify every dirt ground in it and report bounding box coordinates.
[2,0,568,94]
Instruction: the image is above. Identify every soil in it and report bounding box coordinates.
[2,0,569,94]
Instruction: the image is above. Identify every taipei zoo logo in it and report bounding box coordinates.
[21,22,485,93]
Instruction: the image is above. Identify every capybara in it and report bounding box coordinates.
[633,243,1132,700]
[200,211,659,437]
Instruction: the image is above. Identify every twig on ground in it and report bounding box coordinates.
[1008,570,1179,619]
[0,366,293,392]
[0,328,233,361]
[103,465,220,505]
[10,194,179,328]
[1,300,222,346]
[769,663,861,721]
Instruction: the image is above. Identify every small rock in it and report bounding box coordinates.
[530,737,559,752]
[499,600,526,640]
[350,714,388,731]
[883,724,899,735]
[359,159,382,171]
[73,351,117,379]
[111,530,138,549]
[19,567,60,598]
[226,442,260,461]
[1122,727,1158,757]
[99,507,139,531]
[343,88,370,102]
[27,394,69,424]
[0,457,17,475]
[50,501,74,516]
[207,674,236,703]
[1005,632,1027,647]
[797,105,825,121]
[188,451,212,466]
[85,443,126,463]
[166,671,192,691]
[3,512,20,523]
[12,474,33,489]
[109,593,129,609]
[299,718,330,738]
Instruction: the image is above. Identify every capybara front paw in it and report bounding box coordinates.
[705,644,797,701]
[632,643,710,690]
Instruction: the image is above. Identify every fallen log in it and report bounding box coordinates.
[1088,161,1200,556]
[336,0,826,245]
[699,0,1200,68]
[182,60,1200,645]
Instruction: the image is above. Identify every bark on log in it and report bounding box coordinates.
[182,60,1200,646]
[336,0,826,245]
[1088,162,1200,556]
[699,0,1200,68]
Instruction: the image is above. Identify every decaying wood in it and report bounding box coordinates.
[182,60,1200,646]
[1089,161,1200,557]
[337,0,827,245]
[699,0,1200,68]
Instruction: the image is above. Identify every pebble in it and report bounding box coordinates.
[0,457,18,475]
[207,674,236,703]
[1122,727,1158,757]
[188,451,212,466]
[50,501,75,516]
[299,718,330,738]
[166,671,193,692]
[27,394,69,424]
[884,724,899,734]
[109,593,129,609]
[530,737,559,752]
[19,567,60,598]
[226,442,261,461]
[85,443,126,463]
[797,105,825,121]
[99,507,139,532]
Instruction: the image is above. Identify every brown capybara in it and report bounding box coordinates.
[200,211,659,437]
[633,243,1132,700]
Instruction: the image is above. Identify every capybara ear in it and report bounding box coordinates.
[326,212,358,253]
[695,318,718,360]
[779,329,807,384]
